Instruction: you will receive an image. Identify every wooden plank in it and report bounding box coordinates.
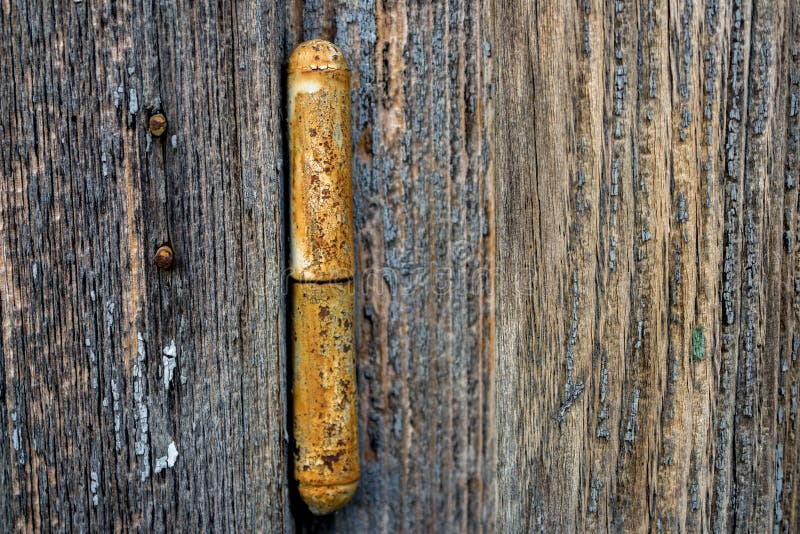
[495,0,800,531]
[0,1,289,531]
[1,0,496,531]
[289,1,496,531]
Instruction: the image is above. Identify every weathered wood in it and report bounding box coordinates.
[495,0,800,531]
[289,1,495,531]
[1,0,495,531]
[11,0,796,530]
[1,1,290,531]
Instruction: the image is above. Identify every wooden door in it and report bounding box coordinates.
[2,0,798,532]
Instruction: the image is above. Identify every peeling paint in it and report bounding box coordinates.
[134,332,150,480]
[113,85,123,109]
[155,441,179,473]
[111,378,122,450]
[128,88,139,115]
[163,340,177,390]
[588,477,603,513]
[90,471,99,506]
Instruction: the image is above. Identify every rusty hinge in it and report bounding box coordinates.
[287,39,359,516]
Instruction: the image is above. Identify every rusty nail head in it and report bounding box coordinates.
[149,113,168,137]
[154,245,174,270]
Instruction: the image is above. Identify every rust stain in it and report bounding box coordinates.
[288,40,354,282]
[148,113,167,137]
[290,281,359,514]
[288,40,359,515]
[153,245,174,270]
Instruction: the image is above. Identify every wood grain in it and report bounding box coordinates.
[494,0,800,531]
[1,0,495,531]
[1,1,290,531]
[289,0,495,531]
[7,0,797,530]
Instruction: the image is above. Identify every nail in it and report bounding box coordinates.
[153,245,174,270]
[149,113,168,137]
